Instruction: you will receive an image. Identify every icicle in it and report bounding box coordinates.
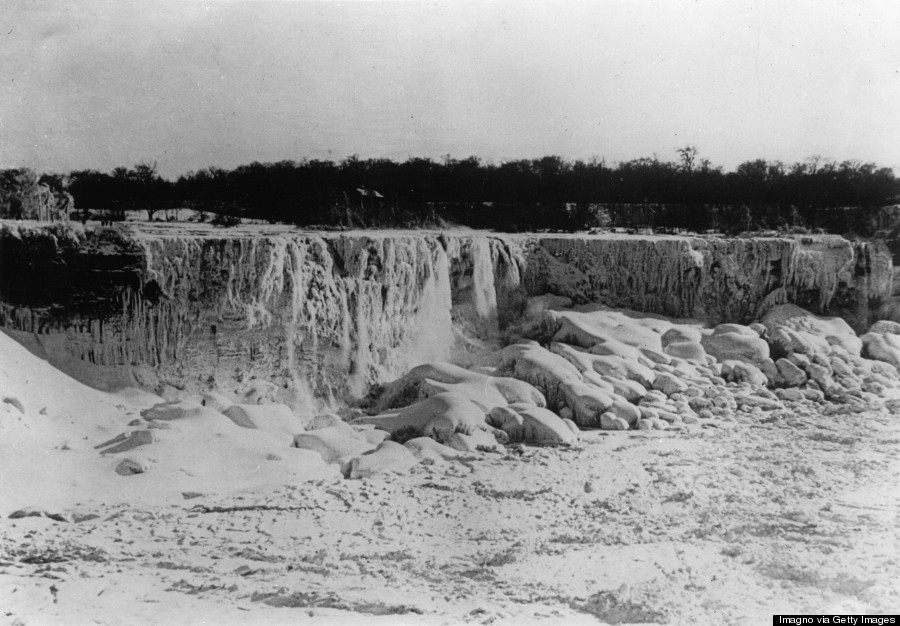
[284,240,319,415]
[470,237,498,321]
[350,283,371,398]
[399,240,454,367]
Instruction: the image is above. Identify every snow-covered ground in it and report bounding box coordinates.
[2,297,899,623]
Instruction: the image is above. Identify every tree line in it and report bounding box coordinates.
[59,149,900,234]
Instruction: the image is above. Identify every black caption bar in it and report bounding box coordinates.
[774,617,898,625]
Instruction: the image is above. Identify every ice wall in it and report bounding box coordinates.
[125,231,461,406]
[0,222,893,407]
[515,234,894,328]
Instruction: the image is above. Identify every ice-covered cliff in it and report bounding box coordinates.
[520,234,896,328]
[0,222,894,407]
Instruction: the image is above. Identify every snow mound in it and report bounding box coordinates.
[0,329,335,516]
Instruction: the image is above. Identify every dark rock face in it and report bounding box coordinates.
[0,222,893,404]
[0,225,143,334]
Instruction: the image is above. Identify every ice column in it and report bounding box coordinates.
[402,241,455,367]
[471,236,498,321]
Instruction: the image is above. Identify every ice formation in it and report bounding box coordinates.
[0,222,895,410]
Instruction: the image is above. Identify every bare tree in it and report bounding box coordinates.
[676,145,699,172]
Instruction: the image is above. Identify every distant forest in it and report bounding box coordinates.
[61,148,900,234]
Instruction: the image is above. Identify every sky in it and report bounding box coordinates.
[2,0,898,179]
